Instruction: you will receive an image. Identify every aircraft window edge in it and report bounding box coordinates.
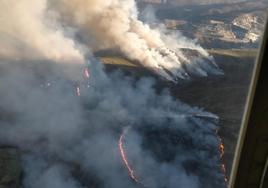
[229,18,268,188]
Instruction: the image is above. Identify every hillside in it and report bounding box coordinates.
[99,53,255,177]
[138,0,263,6]
[0,0,265,187]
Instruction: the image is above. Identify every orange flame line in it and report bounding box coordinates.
[216,129,228,185]
[118,131,139,183]
[84,68,90,79]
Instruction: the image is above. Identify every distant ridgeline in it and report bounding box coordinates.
[138,0,254,6]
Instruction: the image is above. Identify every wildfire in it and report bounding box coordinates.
[76,86,81,96]
[216,129,228,185]
[84,67,90,79]
[219,142,224,158]
[118,129,139,183]
[75,67,90,97]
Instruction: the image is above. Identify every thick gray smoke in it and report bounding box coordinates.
[0,0,226,188]
[0,59,224,188]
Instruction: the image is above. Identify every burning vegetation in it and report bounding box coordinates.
[0,0,230,188]
[119,128,140,183]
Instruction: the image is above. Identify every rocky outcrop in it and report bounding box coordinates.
[195,10,266,46]
[0,147,22,188]
[233,11,266,42]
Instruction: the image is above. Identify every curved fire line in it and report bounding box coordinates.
[118,128,140,183]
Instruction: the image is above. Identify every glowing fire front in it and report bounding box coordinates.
[216,129,228,185]
[118,129,139,183]
[84,67,90,79]
[76,67,90,97]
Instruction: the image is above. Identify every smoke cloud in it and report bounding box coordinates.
[51,0,222,81]
[0,0,84,63]
[0,0,222,82]
[0,60,225,188]
[0,0,226,188]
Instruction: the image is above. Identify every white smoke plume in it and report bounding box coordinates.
[0,0,84,64]
[0,0,222,82]
[50,0,222,81]
[0,0,87,81]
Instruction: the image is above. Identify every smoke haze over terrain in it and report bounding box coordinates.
[0,59,224,188]
[0,0,227,188]
[0,0,222,82]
